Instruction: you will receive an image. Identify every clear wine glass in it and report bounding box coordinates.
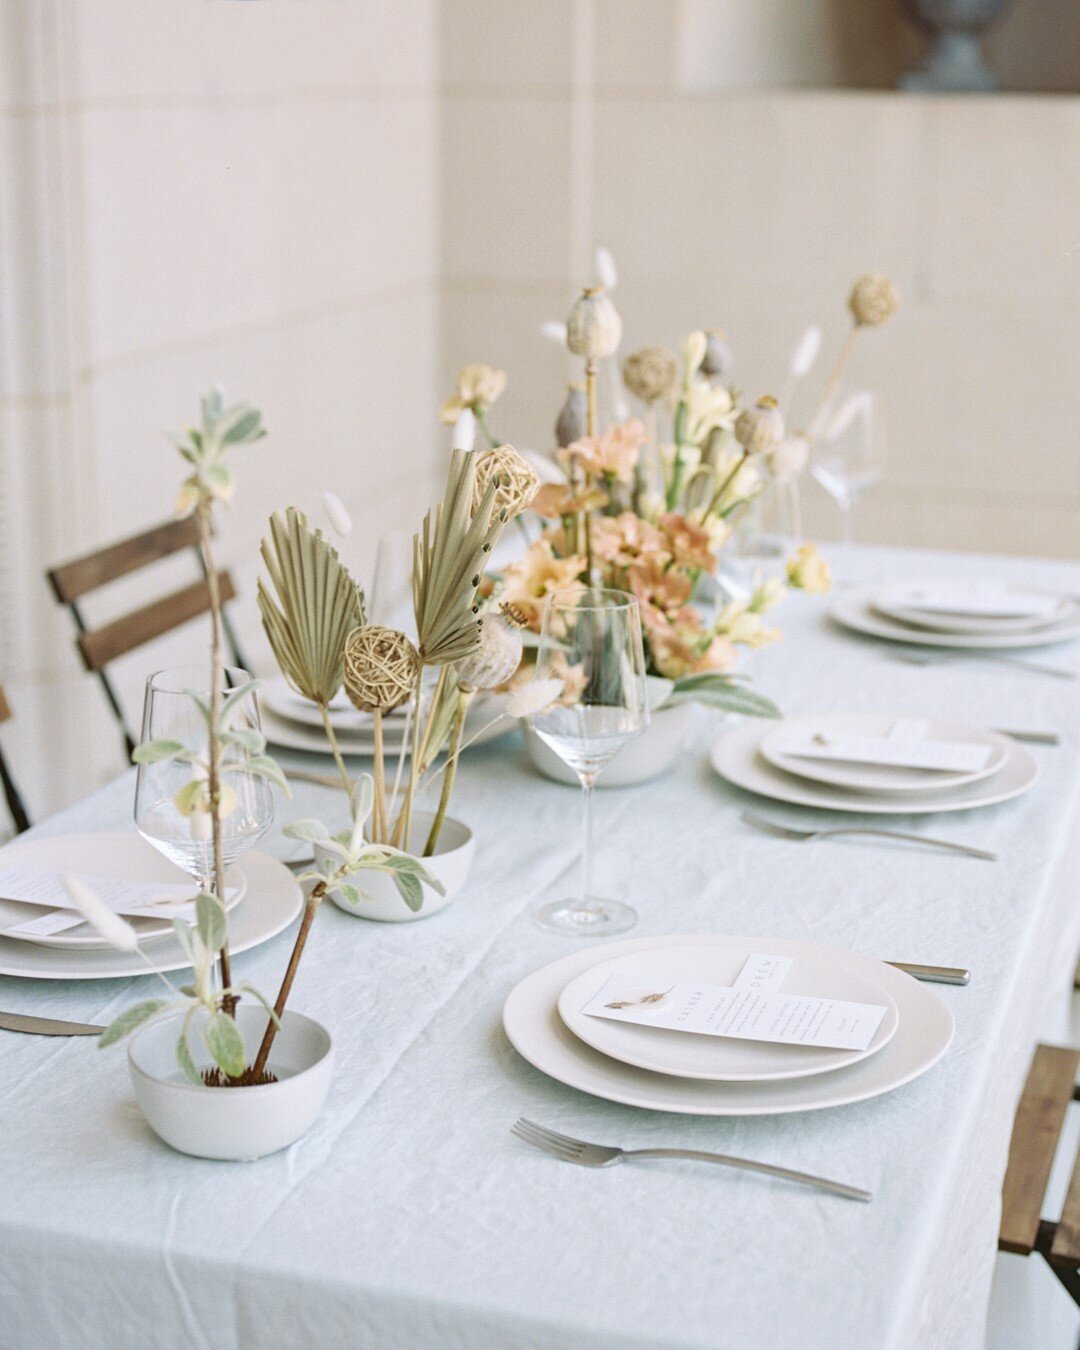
[528,588,649,936]
[810,388,886,546]
[134,666,273,896]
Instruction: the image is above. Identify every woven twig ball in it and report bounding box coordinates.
[622,347,678,405]
[472,445,540,520]
[342,626,419,713]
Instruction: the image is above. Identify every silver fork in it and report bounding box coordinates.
[894,650,1077,681]
[740,810,997,861]
[512,1119,870,1202]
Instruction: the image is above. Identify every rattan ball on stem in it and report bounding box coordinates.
[343,626,420,841]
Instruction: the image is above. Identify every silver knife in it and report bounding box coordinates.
[992,728,1060,746]
[886,962,970,986]
[0,1011,105,1036]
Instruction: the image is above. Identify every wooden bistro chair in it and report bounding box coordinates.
[47,517,248,757]
[0,685,31,833]
[999,1043,1080,1306]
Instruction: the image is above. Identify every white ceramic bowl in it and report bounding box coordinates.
[128,1006,333,1161]
[524,702,695,788]
[320,810,474,923]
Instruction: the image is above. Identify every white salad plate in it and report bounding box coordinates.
[711,718,1037,815]
[0,832,246,949]
[0,843,301,979]
[758,712,1009,796]
[872,579,1075,636]
[261,694,511,758]
[261,677,407,736]
[504,935,954,1116]
[557,940,898,1082]
[832,585,1080,651]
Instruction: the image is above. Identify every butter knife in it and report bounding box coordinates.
[0,1011,105,1036]
[886,962,970,986]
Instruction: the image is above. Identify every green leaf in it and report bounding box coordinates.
[173,779,205,816]
[98,1000,168,1048]
[176,1027,202,1085]
[218,679,261,730]
[131,739,187,764]
[283,818,331,843]
[392,871,424,913]
[220,406,264,445]
[335,882,365,907]
[202,387,225,424]
[667,674,779,718]
[246,754,289,793]
[204,1011,246,1079]
[195,892,227,953]
[221,727,265,754]
[172,919,196,964]
[379,855,446,895]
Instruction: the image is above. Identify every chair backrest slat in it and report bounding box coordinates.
[48,518,201,604]
[76,572,237,672]
[1000,1044,1080,1255]
[1050,1147,1080,1266]
[0,685,10,724]
[0,685,31,832]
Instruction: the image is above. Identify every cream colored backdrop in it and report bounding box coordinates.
[2,0,1079,819]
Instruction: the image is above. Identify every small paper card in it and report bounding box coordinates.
[582,953,888,1052]
[895,583,1060,619]
[0,866,237,938]
[777,717,991,774]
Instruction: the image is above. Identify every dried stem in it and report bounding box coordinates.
[807,324,859,442]
[317,701,352,795]
[372,709,387,843]
[423,687,469,857]
[393,674,426,851]
[252,883,324,1077]
[196,502,234,1015]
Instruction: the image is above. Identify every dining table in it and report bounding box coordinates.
[3,541,1080,1350]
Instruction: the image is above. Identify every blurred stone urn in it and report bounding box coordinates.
[898,0,1014,92]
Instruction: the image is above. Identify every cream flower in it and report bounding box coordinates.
[501,539,586,629]
[786,542,833,594]
[750,577,787,613]
[715,601,781,649]
[684,377,735,445]
[439,364,508,423]
[681,331,707,384]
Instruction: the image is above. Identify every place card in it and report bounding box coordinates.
[895,583,1060,619]
[0,866,237,938]
[777,718,991,774]
[582,953,888,1052]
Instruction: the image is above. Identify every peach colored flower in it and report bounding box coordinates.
[558,419,645,485]
[659,513,716,573]
[501,539,586,630]
[592,512,666,568]
[628,556,692,618]
[531,481,608,520]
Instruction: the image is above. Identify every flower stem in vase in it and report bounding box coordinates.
[424,686,470,857]
[317,701,352,796]
[372,709,387,843]
[195,500,234,1013]
[251,883,324,1077]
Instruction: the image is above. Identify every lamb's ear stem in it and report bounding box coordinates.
[137,949,183,999]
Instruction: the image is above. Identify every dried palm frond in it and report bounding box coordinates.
[258,507,366,704]
[412,449,507,665]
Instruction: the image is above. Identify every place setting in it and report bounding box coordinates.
[831,576,1080,676]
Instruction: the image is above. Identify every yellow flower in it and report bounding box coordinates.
[715,601,781,649]
[439,364,508,423]
[786,542,833,594]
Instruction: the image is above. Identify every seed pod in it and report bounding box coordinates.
[566,286,622,360]
[700,329,733,380]
[735,395,785,455]
[455,611,524,690]
[622,347,678,406]
[849,274,900,328]
[555,383,588,447]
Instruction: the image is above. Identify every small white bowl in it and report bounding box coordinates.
[128,1006,333,1161]
[319,810,474,923]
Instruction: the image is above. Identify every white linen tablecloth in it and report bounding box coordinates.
[2,544,1080,1350]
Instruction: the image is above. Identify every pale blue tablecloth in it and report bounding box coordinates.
[2,544,1080,1350]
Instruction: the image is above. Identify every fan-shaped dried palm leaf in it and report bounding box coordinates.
[258,507,366,704]
[412,449,507,665]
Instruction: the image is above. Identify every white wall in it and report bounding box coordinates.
[1,0,441,820]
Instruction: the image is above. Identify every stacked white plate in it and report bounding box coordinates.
[259,676,510,757]
[832,577,1080,650]
[503,934,954,1115]
[710,711,1038,814]
[0,832,303,979]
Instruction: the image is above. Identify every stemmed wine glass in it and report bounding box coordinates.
[810,388,886,546]
[528,588,649,936]
[134,666,273,897]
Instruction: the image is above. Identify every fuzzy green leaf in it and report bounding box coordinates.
[176,1029,202,1085]
[221,726,265,754]
[195,892,227,953]
[204,1011,246,1079]
[132,739,187,764]
[666,674,779,718]
[335,882,365,907]
[283,818,331,843]
[392,870,424,912]
[98,1000,168,1048]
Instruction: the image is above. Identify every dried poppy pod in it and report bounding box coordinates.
[700,329,733,380]
[342,626,419,713]
[566,286,622,361]
[849,274,900,328]
[455,609,524,691]
[622,346,679,406]
[471,445,540,519]
[735,395,785,455]
[555,383,588,447]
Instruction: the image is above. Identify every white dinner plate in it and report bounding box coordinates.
[261,698,512,758]
[759,712,1009,795]
[504,935,953,1116]
[0,833,247,949]
[873,579,1075,636]
[557,940,898,1082]
[261,677,409,737]
[0,843,301,979]
[710,718,1037,815]
[832,586,1080,651]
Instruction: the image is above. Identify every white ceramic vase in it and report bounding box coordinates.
[524,702,695,788]
[128,1006,333,1161]
[319,809,474,923]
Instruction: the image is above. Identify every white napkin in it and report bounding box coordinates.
[892,582,1060,620]
[778,718,992,774]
